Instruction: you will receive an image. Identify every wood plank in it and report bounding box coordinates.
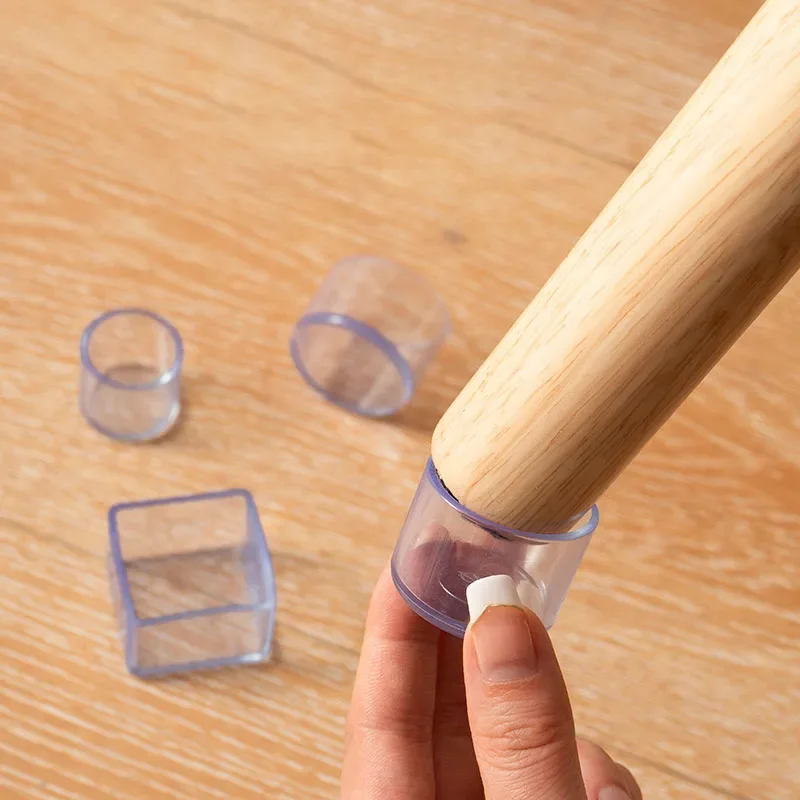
[1,0,797,798]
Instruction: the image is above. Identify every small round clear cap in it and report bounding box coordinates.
[80,308,182,442]
[291,256,449,417]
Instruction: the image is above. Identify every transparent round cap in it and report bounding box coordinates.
[290,256,450,417]
[80,309,183,442]
[392,459,599,637]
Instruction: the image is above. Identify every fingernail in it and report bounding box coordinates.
[599,787,631,800]
[466,575,538,683]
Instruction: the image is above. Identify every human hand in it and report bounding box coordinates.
[341,566,641,799]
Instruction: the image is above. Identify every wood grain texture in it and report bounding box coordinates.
[1,0,797,799]
[433,0,800,530]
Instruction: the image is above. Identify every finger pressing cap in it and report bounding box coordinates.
[463,575,585,800]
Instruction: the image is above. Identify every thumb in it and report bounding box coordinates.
[463,575,586,800]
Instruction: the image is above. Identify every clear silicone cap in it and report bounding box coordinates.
[108,489,276,678]
[290,256,450,417]
[80,308,183,442]
[391,459,598,637]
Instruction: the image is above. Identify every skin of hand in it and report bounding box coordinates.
[341,564,642,800]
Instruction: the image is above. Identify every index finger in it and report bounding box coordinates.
[341,563,439,799]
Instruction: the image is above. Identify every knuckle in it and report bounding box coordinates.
[352,704,433,745]
[477,700,576,770]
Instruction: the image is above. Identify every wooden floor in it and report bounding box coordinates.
[1,0,798,797]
